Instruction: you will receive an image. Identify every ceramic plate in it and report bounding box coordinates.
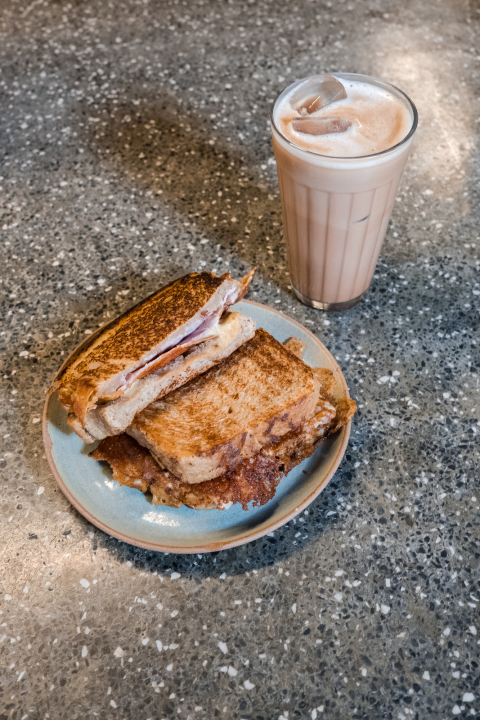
[43,300,352,553]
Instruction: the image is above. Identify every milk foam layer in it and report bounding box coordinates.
[275,76,412,158]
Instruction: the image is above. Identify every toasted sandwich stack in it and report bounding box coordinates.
[52,271,356,511]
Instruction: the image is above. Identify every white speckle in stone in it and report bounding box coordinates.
[79,579,90,589]
[17,670,25,682]
[81,646,88,657]
[463,693,475,702]
[334,594,343,602]
[142,638,149,646]
[361,668,367,676]
[469,626,477,635]
[452,706,461,715]
[423,671,430,680]
[228,666,237,677]
[166,664,173,671]
[244,680,255,690]
[381,605,390,614]
[37,486,44,495]
[170,610,179,618]
[4,595,12,602]
[110,700,117,709]
[170,572,181,580]
[292,604,297,614]
[443,627,451,636]
[156,641,163,652]
[218,642,228,654]
[114,647,124,658]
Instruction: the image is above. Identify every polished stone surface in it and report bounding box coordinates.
[1,0,479,718]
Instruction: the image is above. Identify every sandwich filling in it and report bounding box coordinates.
[103,308,227,400]
[90,371,357,510]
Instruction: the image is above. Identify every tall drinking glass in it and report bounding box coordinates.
[271,73,418,311]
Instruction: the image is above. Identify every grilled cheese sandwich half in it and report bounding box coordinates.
[52,270,255,442]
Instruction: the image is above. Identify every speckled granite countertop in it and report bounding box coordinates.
[1,0,479,718]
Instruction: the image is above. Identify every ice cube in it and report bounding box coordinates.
[291,116,352,136]
[290,75,347,115]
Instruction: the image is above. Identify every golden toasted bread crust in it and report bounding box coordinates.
[127,328,318,483]
[66,413,96,444]
[283,337,307,359]
[51,270,254,427]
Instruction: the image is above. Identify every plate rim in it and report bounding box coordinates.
[43,299,351,553]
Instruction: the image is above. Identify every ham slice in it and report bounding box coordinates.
[117,311,223,393]
[120,332,219,390]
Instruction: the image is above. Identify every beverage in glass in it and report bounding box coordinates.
[271,73,418,310]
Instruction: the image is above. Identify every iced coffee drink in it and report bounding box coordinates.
[271,73,417,310]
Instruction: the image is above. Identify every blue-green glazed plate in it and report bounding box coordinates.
[43,300,352,553]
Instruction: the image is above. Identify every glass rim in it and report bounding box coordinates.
[270,72,418,161]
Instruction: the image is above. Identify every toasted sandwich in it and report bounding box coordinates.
[52,270,255,443]
[126,328,320,483]
[91,330,356,510]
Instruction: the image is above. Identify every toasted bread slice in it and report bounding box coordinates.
[127,328,320,484]
[91,388,355,510]
[51,270,255,441]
